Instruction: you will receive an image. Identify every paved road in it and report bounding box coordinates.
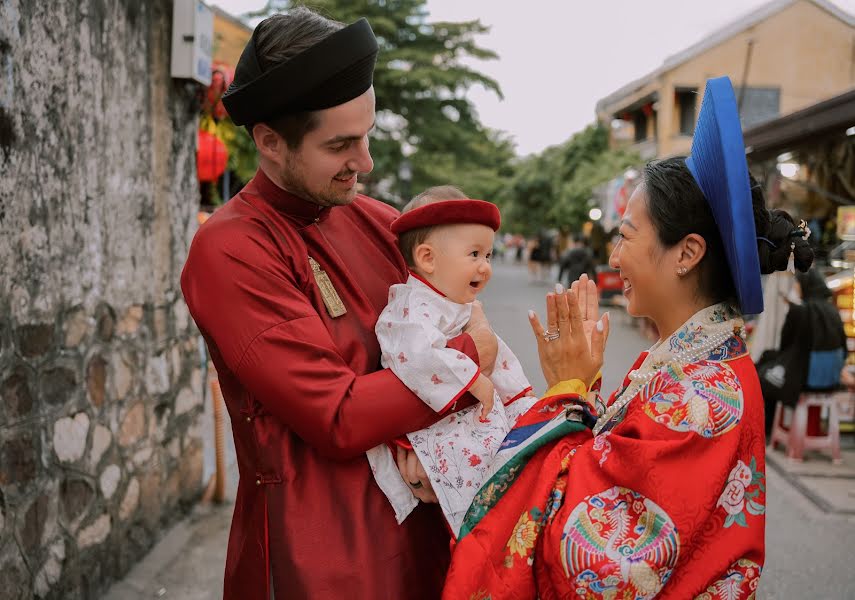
[479,261,649,397]
[103,262,855,599]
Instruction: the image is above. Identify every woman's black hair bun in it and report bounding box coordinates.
[755,208,814,274]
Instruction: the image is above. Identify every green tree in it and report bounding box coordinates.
[501,124,639,234]
[412,128,516,202]
[248,0,510,204]
[499,151,560,235]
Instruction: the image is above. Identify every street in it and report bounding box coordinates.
[104,262,855,599]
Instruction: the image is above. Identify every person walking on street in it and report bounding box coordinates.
[557,235,596,288]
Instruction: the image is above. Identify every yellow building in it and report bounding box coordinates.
[596,0,855,159]
[212,6,252,68]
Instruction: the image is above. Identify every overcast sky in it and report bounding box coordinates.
[208,0,855,156]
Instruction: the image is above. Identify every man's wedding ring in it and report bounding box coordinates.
[409,481,423,489]
[543,329,560,342]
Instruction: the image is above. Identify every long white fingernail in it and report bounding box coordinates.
[528,310,535,319]
[596,319,604,332]
[555,283,564,294]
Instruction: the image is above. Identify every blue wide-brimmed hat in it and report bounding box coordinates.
[686,76,763,315]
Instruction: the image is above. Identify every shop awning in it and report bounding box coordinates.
[744,88,855,160]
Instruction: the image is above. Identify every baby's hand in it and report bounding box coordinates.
[469,374,495,421]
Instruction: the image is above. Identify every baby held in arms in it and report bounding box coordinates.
[366,186,537,535]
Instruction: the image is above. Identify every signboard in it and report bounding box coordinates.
[838,206,855,241]
[171,0,214,86]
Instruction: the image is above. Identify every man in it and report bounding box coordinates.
[180,8,496,599]
[557,235,595,288]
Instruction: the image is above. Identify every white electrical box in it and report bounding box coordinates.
[171,0,214,86]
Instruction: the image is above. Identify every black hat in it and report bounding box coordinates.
[222,18,378,126]
[686,77,763,314]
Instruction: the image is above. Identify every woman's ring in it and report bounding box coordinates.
[542,330,560,342]
[409,481,423,489]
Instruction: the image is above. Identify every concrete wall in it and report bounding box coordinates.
[599,0,855,157]
[0,1,205,598]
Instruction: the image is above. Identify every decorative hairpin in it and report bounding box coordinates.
[788,219,810,241]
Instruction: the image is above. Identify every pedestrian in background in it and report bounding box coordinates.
[557,235,596,288]
[759,268,846,437]
[528,229,554,282]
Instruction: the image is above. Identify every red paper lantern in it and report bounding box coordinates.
[197,130,228,182]
[206,70,229,121]
[205,63,234,121]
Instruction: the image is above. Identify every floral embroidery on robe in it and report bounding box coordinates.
[367,275,535,533]
[443,303,765,599]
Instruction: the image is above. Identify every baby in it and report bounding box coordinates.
[366,186,536,535]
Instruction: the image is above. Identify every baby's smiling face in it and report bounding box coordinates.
[416,224,494,304]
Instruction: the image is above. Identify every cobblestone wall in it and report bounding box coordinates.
[0,1,204,598]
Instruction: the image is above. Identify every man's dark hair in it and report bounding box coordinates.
[398,186,469,267]
[250,8,344,149]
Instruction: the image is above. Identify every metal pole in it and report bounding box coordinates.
[222,169,231,203]
[738,39,755,113]
[210,372,226,503]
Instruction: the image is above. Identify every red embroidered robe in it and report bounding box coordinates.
[443,304,766,599]
[181,169,480,599]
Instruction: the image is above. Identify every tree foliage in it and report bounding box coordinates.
[247,0,512,204]
[231,2,636,225]
[500,125,639,235]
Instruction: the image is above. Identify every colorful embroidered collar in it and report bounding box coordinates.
[593,303,746,435]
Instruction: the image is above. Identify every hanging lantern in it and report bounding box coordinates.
[197,130,228,182]
[614,182,629,217]
[204,63,234,121]
[207,70,229,121]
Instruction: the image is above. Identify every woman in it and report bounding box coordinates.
[760,268,847,436]
[440,77,812,598]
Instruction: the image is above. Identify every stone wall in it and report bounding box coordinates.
[0,1,205,598]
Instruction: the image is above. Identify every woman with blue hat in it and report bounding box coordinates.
[440,77,812,598]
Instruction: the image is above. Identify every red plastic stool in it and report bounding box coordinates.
[770,392,843,464]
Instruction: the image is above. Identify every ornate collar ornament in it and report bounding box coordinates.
[390,200,501,235]
[592,303,745,435]
[222,18,378,126]
[686,77,764,315]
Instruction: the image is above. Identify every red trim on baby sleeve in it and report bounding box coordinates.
[388,437,413,451]
[438,368,482,415]
[504,386,533,405]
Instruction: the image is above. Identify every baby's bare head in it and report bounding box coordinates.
[398,186,468,267]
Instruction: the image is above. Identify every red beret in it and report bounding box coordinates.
[390,200,501,235]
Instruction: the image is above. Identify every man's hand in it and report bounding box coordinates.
[396,447,438,503]
[465,301,498,375]
[467,300,489,330]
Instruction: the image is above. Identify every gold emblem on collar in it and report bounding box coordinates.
[309,257,347,318]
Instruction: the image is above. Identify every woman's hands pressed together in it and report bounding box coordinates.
[528,275,610,389]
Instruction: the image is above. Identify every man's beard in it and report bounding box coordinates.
[280,155,357,207]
